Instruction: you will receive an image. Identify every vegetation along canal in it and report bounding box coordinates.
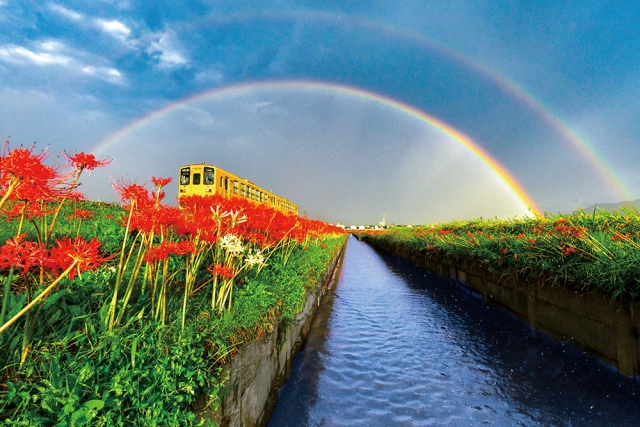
[268,236,640,426]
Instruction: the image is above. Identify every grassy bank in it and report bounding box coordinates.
[359,209,640,301]
[0,143,346,425]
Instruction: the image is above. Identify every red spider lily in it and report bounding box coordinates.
[177,240,196,254]
[245,231,267,247]
[63,151,112,171]
[67,208,93,220]
[67,191,85,202]
[112,177,151,207]
[2,200,54,220]
[207,263,234,279]
[532,225,545,235]
[516,233,526,239]
[612,234,629,242]
[563,247,578,256]
[151,176,172,188]
[0,234,47,275]
[553,224,586,239]
[48,237,109,280]
[0,142,70,205]
[439,229,454,235]
[144,241,191,263]
[1,142,55,186]
[129,204,181,234]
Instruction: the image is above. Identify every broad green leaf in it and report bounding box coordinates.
[83,399,105,411]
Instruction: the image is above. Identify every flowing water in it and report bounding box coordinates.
[268,236,640,427]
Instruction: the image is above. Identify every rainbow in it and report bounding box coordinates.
[168,9,633,202]
[92,80,542,217]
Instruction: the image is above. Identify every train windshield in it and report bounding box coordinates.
[180,168,190,185]
[204,167,214,185]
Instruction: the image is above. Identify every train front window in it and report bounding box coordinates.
[193,173,201,185]
[180,168,190,185]
[204,168,214,185]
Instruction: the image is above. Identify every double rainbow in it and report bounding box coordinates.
[92,80,542,217]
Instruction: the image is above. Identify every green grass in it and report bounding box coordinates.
[360,209,640,300]
[0,202,346,425]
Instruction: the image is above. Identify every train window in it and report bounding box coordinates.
[204,168,214,185]
[233,181,238,194]
[224,177,228,191]
[241,183,246,196]
[251,188,255,200]
[180,168,190,185]
[220,177,223,187]
[193,173,201,185]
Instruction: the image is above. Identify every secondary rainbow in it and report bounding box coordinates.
[92,80,542,217]
[172,10,633,202]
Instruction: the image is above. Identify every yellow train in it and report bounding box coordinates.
[178,163,298,215]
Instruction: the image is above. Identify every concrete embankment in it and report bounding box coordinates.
[359,235,640,377]
[194,244,346,427]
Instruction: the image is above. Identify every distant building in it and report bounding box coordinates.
[378,213,387,228]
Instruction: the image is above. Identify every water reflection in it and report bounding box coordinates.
[269,236,640,426]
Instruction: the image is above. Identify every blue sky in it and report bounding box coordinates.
[1,1,639,225]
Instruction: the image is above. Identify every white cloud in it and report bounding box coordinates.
[0,40,124,84]
[82,65,123,83]
[147,30,188,68]
[49,4,84,21]
[95,18,131,41]
[0,44,70,66]
[39,40,65,51]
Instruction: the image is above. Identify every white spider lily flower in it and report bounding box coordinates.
[210,205,231,221]
[244,249,265,267]
[229,209,248,226]
[221,234,245,255]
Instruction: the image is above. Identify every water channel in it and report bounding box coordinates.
[268,236,640,426]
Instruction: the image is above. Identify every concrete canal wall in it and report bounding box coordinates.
[194,244,346,427]
[360,236,640,377]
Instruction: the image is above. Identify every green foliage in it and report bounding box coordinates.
[1,201,126,253]
[1,233,346,425]
[360,209,640,300]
